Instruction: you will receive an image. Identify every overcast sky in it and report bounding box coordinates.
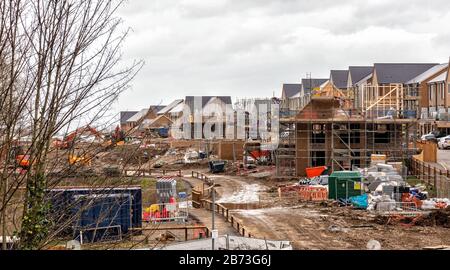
[115,0,450,112]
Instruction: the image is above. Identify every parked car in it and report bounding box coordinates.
[432,130,447,139]
[438,136,450,150]
[421,133,436,141]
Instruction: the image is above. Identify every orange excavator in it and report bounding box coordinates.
[53,125,103,150]
[7,144,31,170]
[103,125,126,148]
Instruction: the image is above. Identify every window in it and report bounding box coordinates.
[350,124,361,144]
[311,124,326,144]
[311,151,326,167]
[337,124,361,144]
[430,85,435,101]
[374,124,391,144]
[351,152,361,168]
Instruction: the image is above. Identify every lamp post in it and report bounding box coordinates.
[211,181,215,251]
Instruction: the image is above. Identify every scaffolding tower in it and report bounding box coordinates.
[276,83,419,178]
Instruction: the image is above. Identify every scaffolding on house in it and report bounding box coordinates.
[276,84,419,178]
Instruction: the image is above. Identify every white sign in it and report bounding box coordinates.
[211,230,219,239]
[166,204,177,212]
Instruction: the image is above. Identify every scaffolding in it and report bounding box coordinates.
[276,83,419,178]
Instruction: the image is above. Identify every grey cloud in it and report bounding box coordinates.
[116,0,450,112]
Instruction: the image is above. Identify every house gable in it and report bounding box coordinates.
[348,66,373,87]
[330,70,349,89]
[185,96,232,114]
[282,84,302,99]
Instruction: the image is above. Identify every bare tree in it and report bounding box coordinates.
[0,0,143,249]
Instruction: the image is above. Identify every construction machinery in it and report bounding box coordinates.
[53,125,103,150]
[68,154,92,166]
[112,125,126,144]
[8,144,31,170]
[103,126,126,148]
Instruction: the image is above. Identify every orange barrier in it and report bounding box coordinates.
[298,186,328,202]
[401,193,423,209]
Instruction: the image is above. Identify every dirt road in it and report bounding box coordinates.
[182,170,269,237]
[182,169,269,203]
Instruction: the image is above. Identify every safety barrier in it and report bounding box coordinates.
[277,186,328,202]
[375,202,422,216]
[143,202,189,223]
[298,186,328,202]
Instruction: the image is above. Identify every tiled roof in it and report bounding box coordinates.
[282,84,302,98]
[330,70,349,89]
[374,63,439,84]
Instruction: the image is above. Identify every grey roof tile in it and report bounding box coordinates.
[282,84,302,98]
[120,111,138,124]
[185,96,232,113]
[406,64,448,84]
[330,70,349,89]
[348,66,373,86]
[374,63,439,84]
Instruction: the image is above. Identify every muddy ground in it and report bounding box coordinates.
[186,170,450,250]
[231,204,450,250]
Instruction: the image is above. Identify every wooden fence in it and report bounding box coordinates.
[191,171,256,238]
[122,168,182,178]
[130,226,209,242]
[191,171,213,185]
[411,158,450,198]
[201,199,254,238]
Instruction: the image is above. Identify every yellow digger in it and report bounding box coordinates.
[68,154,92,166]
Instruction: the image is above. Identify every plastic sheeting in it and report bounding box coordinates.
[349,194,369,209]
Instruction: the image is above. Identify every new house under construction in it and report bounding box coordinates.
[276,83,419,177]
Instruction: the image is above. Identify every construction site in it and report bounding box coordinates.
[3,1,450,263]
[3,75,450,251]
[277,83,418,177]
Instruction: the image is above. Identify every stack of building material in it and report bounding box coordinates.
[360,164,406,195]
[370,154,387,167]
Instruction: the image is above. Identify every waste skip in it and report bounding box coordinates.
[47,187,142,239]
[209,160,226,174]
[306,166,328,178]
[328,171,363,200]
[73,193,132,243]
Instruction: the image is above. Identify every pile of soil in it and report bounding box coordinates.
[375,207,450,228]
[415,207,450,227]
